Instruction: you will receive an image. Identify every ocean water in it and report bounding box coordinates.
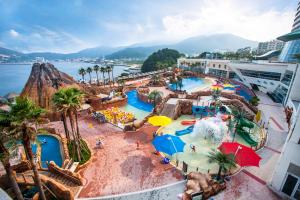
[0,62,127,96]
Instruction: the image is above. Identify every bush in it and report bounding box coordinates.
[249,96,260,106]
[68,139,91,165]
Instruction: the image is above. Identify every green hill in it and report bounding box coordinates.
[141,48,183,72]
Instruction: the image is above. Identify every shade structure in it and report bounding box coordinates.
[218,142,261,167]
[148,115,172,126]
[152,134,186,156]
[223,83,235,88]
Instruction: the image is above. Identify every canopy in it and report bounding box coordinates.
[148,116,172,126]
[219,142,261,167]
[152,134,185,155]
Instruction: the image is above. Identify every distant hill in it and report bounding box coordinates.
[0,47,23,56]
[0,33,258,62]
[106,34,258,59]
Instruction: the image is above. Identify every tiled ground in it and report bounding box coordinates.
[75,117,184,198]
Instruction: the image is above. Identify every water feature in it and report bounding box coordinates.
[191,114,227,144]
[32,135,63,168]
[169,77,205,92]
[125,90,153,112]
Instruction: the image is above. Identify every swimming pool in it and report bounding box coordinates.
[126,90,153,112]
[32,135,63,168]
[169,77,206,93]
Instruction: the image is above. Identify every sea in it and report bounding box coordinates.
[0,62,127,96]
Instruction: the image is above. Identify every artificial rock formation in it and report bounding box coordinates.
[21,63,80,120]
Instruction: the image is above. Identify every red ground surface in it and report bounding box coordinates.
[58,116,184,198]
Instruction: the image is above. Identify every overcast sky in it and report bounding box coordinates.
[0,0,298,53]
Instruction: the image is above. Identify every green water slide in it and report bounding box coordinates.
[236,119,257,146]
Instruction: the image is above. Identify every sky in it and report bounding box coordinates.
[0,0,298,53]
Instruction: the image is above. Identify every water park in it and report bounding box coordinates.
[0,63,275,200]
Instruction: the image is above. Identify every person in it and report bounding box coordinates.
[190,144,196,152]
[41,139,47,144]
[136,140,140,150]
[96,139,103,149]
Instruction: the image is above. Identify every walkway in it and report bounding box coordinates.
[74,117,184,198]
[214,91,288,199]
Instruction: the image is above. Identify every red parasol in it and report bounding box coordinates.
[219,142,261,167]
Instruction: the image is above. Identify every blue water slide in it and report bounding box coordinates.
[175,125,194,136]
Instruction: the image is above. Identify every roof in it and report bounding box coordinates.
[277,30,300,42]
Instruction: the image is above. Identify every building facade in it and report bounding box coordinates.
[270,64,300,199]
[257,40,285,54]
[278,1,300,62]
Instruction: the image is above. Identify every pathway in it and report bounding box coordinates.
[75,116,184,198]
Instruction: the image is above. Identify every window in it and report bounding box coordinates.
[263,81,267,84]
[282,174,298,196]
[219,64,221,68]
[281,70,294,86]
[224,65,227,69]
[213,64,215,67]
[239,69,281,81]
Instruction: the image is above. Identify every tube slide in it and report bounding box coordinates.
[175,125,194,136]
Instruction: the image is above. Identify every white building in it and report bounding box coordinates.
[257,40,285,54]
[177,58,299,104]
[269,63,300,199]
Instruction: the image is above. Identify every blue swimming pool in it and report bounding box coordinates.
[126,90,154,112]
[169,77,204,92]
[32,135,63,168]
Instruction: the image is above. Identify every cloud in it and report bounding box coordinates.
[9,29,19,37]
[160,0,294,42]
[3,26,91,53]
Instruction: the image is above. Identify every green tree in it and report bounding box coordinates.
[207,149,236,180]
[78,68,86,83]
[117,79,125,90]
[86,67,93,84]
[100,66,106,86]
[211,89,222,108]
[0,110,24,200]
[52,88,84,161]
[93,65,100,85]
[148,90,163,108]
[141,48,182,73]
[9,97,47,200]
[231,107,246,142]
[110,65,115,85]
[106,66,112,86]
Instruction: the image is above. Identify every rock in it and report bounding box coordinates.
[21,63,81,120]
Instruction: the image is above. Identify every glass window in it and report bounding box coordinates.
[282,174,298,196]
[279,39,300,63]
[281,70,294,86]
[239,69,281,81]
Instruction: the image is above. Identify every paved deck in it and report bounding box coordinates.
[73,117,183,198]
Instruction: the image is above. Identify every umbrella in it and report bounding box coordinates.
[218,142,261,167]
[148,115,172,126]
[152,134,186,156]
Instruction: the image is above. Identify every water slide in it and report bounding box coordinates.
[175,125,194,136]
[236,119,257,146]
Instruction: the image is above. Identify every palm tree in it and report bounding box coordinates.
[100,67,106,86]
[110,65,115,85]
[117,79,125,90]
[78,68,86,83]
[52,88,85,162]
[211,89,222,109]
[93,65,100,85]
[9,97,46,200]
[231,107,246,142]
[207,149,236,180]
[148,90,163,108]
[0,110,24,200]
[86,67,93,84]
[151,74,160,85]
[106,66,112,86]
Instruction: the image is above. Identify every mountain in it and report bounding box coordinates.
[0,47,23,56]
[172,33,258,54]
[0,33,258,62]
[106,34,258,59]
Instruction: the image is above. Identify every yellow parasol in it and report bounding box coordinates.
[148,115,172,126]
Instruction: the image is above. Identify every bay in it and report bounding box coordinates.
[0,62,127,96]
